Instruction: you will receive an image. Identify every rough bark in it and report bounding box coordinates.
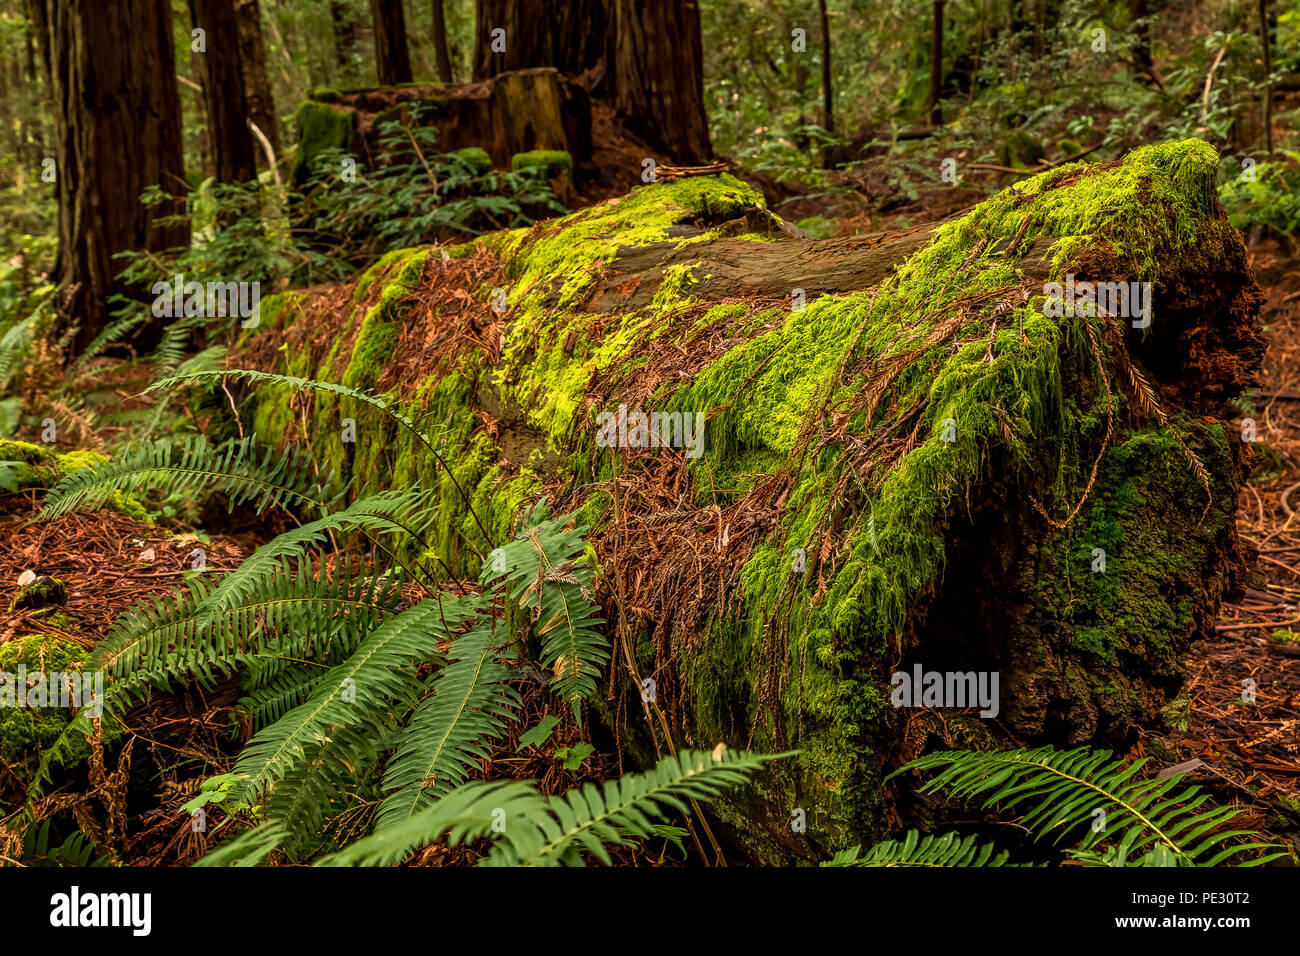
[929,1,944,126]
[430,0,453,83]
[234,0,281,163]
[472,0,606,81]
[608,0,711,165]
[370,0,413,85]
[241,143,1263,862]
[191,0,259,184]
[27,0,190,351]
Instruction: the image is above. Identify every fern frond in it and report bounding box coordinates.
[320,749,785,867]
[375,624,521,830]
[316,779,540,867]
[823,831,1023,867]
[194,822,290,867]
[486,748,785,867]
[192,489,437,623]
[898,746,1285,866]
[227,595,483,805]
[490,505,608,719]
[144,368,492,543]
[38,435,342,521]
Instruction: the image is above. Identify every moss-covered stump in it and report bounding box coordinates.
[239,140,1263,862]
[290,68,591,186]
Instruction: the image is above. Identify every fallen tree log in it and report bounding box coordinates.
[235,139,1263,862]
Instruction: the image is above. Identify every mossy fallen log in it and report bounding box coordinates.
[236,139,1263,862]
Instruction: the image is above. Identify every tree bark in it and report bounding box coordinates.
[608,0,711,165]
[430,0,453,83]
[234,0,281,164]
[370,0,413,85]
[27,0,190,351]
[818,0,833,135]
[471,0,606,81]
[191,0,259,184]
[1258,0,1274,159]
[929,1,945,127]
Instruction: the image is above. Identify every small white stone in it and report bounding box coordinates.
[16,569,36,587]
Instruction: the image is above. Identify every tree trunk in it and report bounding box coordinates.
[370,0,413,85]
[27,0,190,352]
[191,0,259,184]
[1258,0,1274,159]
[234,0,281,165]
[608,0,710,165]
[818,0,833,131]
[929,1,944,127]
[471,0,606,81]
[240,141,1263,860]
[430,0,453,83]
[331,0,358,76]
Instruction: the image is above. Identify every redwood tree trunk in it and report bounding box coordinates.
[471,0,606,81]
[191,0,259,183]
[27,0,190,351]
[234,0,281,163]
[370,0,413,85]
[929,1,945,127]
[431,0,453,82]
[608,0,711,165]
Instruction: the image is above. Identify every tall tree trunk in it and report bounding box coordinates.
[370,0,413,85]
[191,0,259,183]
[471,0,606,81]
[234,0,281,164]
[27,0,190,352]
[929,1,945,127]
[1258,0,1274,159]
[431,0,453,82]
[608,0,710,165]
[818,0,833,134]
[331,0,358,77]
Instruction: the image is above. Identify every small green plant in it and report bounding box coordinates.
[827,746,1286,867]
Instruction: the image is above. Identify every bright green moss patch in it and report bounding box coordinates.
[290,99,359,186]
[510,150,572,177]
[0,635,113,770]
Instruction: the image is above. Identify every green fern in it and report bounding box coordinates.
[375,623,521,830]
[227,595,482,804]
[144,368,491,542]
[490,504,608,720]
[825,831,1023,867]
[319,749,786,867]
[879,746,1286,867]
[38,435,343,521]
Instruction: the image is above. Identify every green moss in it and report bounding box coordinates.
[0,442,147,520]
[510,150,572,177]
[450,147,494,176]
[290,99,359,186]
[9,577,67,612]
[0,635,113,770]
